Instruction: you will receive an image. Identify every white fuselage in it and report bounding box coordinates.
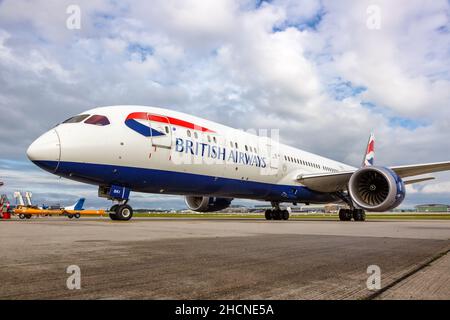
[27,105,356,204]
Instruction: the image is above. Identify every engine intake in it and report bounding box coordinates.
[348,166,405,212]
[185,196,233,212]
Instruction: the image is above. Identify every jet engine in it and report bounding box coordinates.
[348,166,405,212]
[185,196,233,212]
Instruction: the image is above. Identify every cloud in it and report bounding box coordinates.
[0,0,449,208]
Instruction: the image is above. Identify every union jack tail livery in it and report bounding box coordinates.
[362,133,375,167]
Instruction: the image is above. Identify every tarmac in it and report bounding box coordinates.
[0,217,449,299]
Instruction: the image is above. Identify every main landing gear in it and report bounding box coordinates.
[335,191,366,222]
[265,203,290,220]
[109,203,133,221]
[265,209,289,220]
[338,208,366,221]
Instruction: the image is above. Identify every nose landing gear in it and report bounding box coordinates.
[99,185,134,221]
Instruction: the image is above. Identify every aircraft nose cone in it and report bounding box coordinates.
[27,129,61,172]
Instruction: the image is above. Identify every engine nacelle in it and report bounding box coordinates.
[185,196,233,212]
[348,166,405,212]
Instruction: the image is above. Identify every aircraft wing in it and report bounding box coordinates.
[403,177,435,185]
[296,161,450,193]
[389,161,450,178]
[295,171,354,192]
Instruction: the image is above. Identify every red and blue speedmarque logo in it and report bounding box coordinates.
[125,112,215,137]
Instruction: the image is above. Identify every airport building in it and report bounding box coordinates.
[414,204,450,212]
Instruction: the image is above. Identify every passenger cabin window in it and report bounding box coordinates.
[187,130,191,137]
[194,132,198,139]
[85,115,110,126]
[63,114,90,123]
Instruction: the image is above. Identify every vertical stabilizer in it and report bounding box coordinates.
[65,198,85,210]
[362,133,375,167]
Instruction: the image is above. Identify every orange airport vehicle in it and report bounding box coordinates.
[13,206,105,219]
[11,196,105,219]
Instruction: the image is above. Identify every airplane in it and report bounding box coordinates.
[61,198,86,211]
[26,105,450,222]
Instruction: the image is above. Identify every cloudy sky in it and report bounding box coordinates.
[0,0,449,209]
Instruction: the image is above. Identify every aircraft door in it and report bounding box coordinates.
[148,114,172,148]
[267,142,279,170]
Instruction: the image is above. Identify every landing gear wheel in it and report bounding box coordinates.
[67,214,73,219]
[282,210,289,220]
[74,213,81,219]
[265,209,273,220]
[353,209,366,221]
[338,209,352,221]
[115,204,133,221]
[109,205,119,221]
[19,213,26,220]
[25,214,32,219]
[273,210,282,220]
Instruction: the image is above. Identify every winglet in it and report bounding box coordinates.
[362,133,375,167]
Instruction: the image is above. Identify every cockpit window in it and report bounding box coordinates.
[62,114,90,123]
[84,115,110,126]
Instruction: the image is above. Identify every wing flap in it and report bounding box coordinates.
[403,177,435,185]
[390,161,450,178]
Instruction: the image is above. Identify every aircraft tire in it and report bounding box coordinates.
[353,209,365,221]
[25,214,32,219]
[115,204,133,221]
[339,209,352,221]
[282,210,289,220]
[109,213,118,220]
[273,210,282,220]
[265,210,272,220]
[110,205,118,212]
[67,214,73,219]
[19,213,26,219]
[74,213,81,219]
